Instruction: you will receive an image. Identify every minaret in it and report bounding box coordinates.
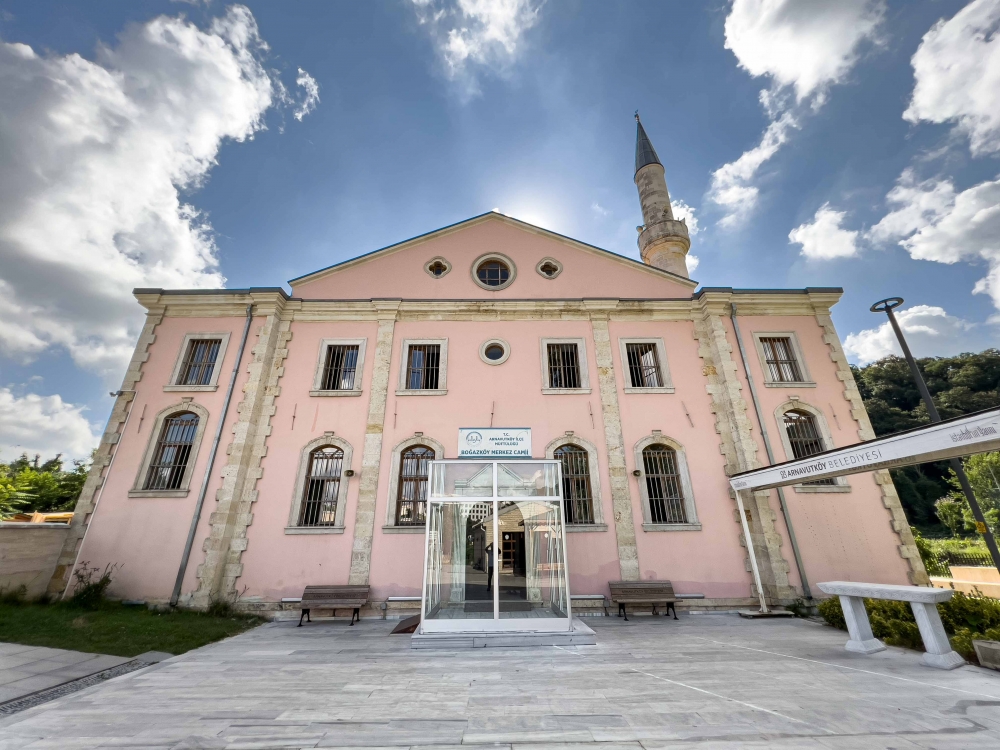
[634,113,690,278]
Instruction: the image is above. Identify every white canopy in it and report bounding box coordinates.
[729,407,1000,493]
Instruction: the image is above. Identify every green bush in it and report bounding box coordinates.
[819,591,1000,662]
[70,562,117,610]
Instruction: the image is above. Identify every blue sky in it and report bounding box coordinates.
[1,0,998,459]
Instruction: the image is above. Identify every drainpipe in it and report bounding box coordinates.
[730,303,813,601]
[61,389,136,599]
[170,304,254,607]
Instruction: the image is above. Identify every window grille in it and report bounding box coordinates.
[760,337,803,382]
[298,447,344,526]
[143,412,199,490]
[784,410,835,485]
[405,345,441,390]
[625,342,663,388]
[547,343,581,389]
[396,445,434,525]
[476,260,510,287]
[642,445,687,524]
[555,445,594,524]
[178,339,221,386]
[320,345,359,390]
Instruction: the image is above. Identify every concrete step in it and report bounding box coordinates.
[411,618,596,649]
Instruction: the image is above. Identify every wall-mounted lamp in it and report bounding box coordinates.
[632,469,641,477]
[344,469,355,477]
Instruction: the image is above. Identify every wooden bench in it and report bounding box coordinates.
[609,580,678,621]
[817,581,963,670]
[298,585,370,627]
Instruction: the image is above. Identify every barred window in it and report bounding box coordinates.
[320,345,359,390]
[405,345,440,390]
[298,447,344,526]
[760,337,803,382]
[143,412,199,491]
[642,444,687,524]
[396,445,434,525]
[178,339,221,386]
[547,343,581,389]
[783,410,835,485]
[476,260,510,287]
[555,445,593,524]
[625,342,663,388]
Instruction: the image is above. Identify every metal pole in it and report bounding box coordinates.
[170,304,255,607]
[871,297,1000,575]
[731,304,812,601]
[735,489,769,613]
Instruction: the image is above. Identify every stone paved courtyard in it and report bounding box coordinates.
[4,613,1000,748]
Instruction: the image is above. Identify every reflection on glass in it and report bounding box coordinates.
[430,462,494,498]
[498,500,567,618]
[424,501,494,620]
[497,462,560,497]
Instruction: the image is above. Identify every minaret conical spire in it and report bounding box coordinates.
[633,113,690,278]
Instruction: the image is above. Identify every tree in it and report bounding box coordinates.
[0,452,91,517]
[942,452,1000,535]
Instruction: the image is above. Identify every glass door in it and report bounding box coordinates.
[420,460,572,633]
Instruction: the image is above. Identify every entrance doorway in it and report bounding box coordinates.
[420,460,572,632]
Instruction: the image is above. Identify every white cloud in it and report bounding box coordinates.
[710,0,884,226]
[868,169,1000,310]
[670,199,700,236]
[0,6,315,381]
[685,254,700,275]
[788,202,859,260]
[843,305,988,364]
[904,0,1000,157]
[590,201,610,218]
[410,0,540,95]
[294,68,319,121]
[0,388,99,461]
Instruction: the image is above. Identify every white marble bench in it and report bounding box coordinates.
[817,581,964,670]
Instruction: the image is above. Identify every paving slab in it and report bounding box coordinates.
[2,615,1000,747]
[0,644,132,705]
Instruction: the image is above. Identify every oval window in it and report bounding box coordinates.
[484,344,505,361]
[476,260,510,287]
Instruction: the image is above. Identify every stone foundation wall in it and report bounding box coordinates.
[1,524,71,599]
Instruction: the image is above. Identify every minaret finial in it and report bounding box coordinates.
[635,110,640,122]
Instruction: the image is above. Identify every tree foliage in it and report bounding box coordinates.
[851,349,1000,531]
[0,453,90,518]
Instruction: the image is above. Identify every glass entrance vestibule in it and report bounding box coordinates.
[419,460,572,633]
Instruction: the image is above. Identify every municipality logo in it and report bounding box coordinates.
[466,431,483,445]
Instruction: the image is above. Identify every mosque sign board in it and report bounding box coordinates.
[457,428,532,458]
[729,408,1000,493]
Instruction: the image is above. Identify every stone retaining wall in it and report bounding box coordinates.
[0,524,70,599]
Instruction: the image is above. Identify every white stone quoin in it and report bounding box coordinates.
[818,581,965,670]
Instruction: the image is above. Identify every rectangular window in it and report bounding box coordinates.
[178,339,221,386]
[760,337,803,383]
[320,345,359,391]
[547,343,581,389]
[625,342,663,388]
[406,344,441,390]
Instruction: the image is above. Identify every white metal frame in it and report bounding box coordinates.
[419,459,573,633]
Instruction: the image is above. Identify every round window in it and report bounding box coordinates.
[479,338,511,365]
[477,260,510,287]
[484,344,505,361]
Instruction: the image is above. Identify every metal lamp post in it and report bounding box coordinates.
[871,297,1000,575]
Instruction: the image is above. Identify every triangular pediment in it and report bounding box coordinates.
[289,212,696,300]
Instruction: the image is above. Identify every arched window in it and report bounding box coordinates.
[783,410,835,485]
[642,444,687,524]
[298,447,344,527]
[143,412,199,491]
[396,445,434,525]
[554,444,593,524]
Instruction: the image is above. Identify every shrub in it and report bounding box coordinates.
[70,562,118,610]
[0,585,28,605]
[817,596,844,630]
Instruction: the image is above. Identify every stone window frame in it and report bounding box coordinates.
[382,435,445,533]
[632,433,701,531]
[285,433,354,534]
[535,257,563,279]
[310,338,367,397]
[479,338,511,366]
[129,401,210,498]
[164,332,231,392]
[617,337,675,394]
[539,337,592,394]
[774,400,850,493]
[396,338,448,396]
[751,331,816,388]
[544,434,607,532]
[424,256,452,279]
[471,252,517,291]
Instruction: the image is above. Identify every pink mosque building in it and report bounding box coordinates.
[50,120,927,615]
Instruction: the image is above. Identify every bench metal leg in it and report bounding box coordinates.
[618,603,628,621]
[298,608,310,627]
[652,605,658,616]
[350,607,360,626]
[669,602,678,620]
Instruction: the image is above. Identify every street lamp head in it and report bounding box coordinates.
[870,297,904,314]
